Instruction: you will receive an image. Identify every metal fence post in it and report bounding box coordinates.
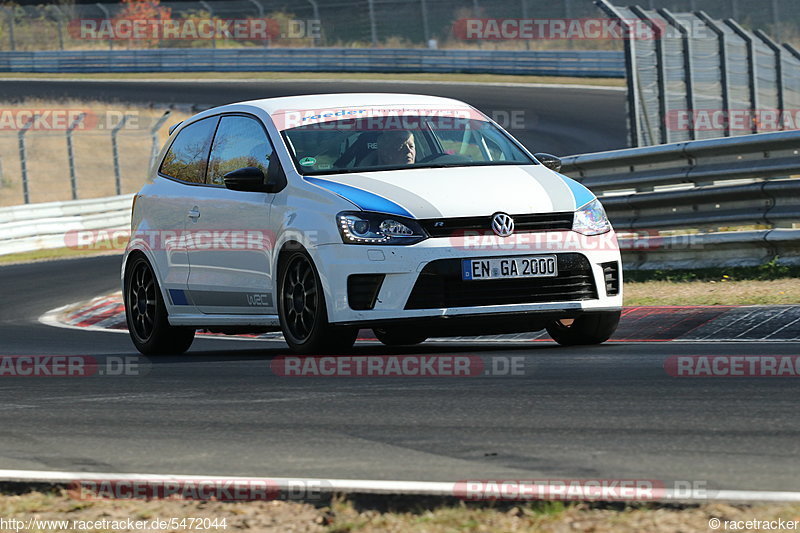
[247,0,263,17]
[725,19,758,134]
[595,0,643,147]
[730,0,739,20]
[755,29,784,132]
[149,111,171,169]
[18,115,37,204]
[659,9,695,141]
[246,0,268,47]
[697,12,731,137]
[367,0,378,46]
[420,0,430,44]
[200,1,216,49]
[111,115,129,196]
[94,3,112,48]
[520,0,529,50]
[47,5,66,50]
[66,113,85,200]
[307,0,322,45]
[632,6,668,145]
[771,0,780,41]
[95,3,113,50]
[1,7,15,51]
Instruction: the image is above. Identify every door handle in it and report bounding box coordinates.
[187,207,200,220]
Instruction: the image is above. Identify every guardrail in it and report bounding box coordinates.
[0,48,625,77]
[561,130,800,269]
[0,194,132,256]
[2,131,798,270]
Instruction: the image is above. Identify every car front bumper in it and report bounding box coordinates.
[311,230,623,327]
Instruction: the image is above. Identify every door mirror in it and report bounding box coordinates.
[534,152,562,172]
[223,167,268,192]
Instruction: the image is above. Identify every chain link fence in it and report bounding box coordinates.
[0,0,797,51]
[0,106,188,207]
[598,0,800,147]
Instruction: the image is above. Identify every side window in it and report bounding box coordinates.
[159,117,218,183]
[207,115,276,186]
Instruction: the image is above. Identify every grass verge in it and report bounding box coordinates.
[2,490,800,532]
[624,262,800,306]
[0,71,626,87]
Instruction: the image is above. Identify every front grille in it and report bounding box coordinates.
[348,274,385,310]
[405,253,597,309]
[419,212,574,238]
[601,261,620,297]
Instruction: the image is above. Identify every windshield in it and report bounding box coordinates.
[281,116,535,175]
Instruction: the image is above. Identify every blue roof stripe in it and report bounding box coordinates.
[305,176,414,218]
[557,173,596,209]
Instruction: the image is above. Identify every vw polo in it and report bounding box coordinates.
[122,93,622,354]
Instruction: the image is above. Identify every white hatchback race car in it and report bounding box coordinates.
[122,93,622,354]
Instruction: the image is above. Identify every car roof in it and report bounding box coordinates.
[227,93,472,115]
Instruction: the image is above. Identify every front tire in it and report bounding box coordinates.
[545,311,621,346]
[373,328,428,346]
[278,250,357,354]
[124,255,195,355]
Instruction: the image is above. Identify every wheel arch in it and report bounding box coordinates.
[273,240,338,324]
[122,248,173,318]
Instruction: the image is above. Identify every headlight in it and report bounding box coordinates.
[573,198,611,236]
[337,211,428,245]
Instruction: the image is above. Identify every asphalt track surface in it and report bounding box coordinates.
[0,79,627,155]
[1,255,800,492]
[1,81,798,493]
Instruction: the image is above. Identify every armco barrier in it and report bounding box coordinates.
[0,48,625,77]
[3,131,798,269]
[0,194,133,256]
[561,130,800,269]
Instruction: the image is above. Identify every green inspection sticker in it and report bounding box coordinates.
[299,157,316,166]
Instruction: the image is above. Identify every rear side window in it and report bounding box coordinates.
[159,117,218,183]
[207,115,275,186]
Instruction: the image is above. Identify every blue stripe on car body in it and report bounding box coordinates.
[557,173,596,209]
[168,289,190,305]
[304,176,414,218]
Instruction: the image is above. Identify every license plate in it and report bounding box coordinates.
[461,255,558,281]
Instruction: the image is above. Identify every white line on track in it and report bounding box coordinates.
[1,469,800,503]
[37,305,800,345]
[0,77,626,91]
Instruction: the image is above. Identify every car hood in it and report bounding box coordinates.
[304,164,595,219]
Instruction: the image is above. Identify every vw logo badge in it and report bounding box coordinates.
[491,213,514,237]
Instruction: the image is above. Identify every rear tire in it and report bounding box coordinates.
[278,250,358,354]
[545,311,621,346]
[124,255,195,355]
[373,328,428,346]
